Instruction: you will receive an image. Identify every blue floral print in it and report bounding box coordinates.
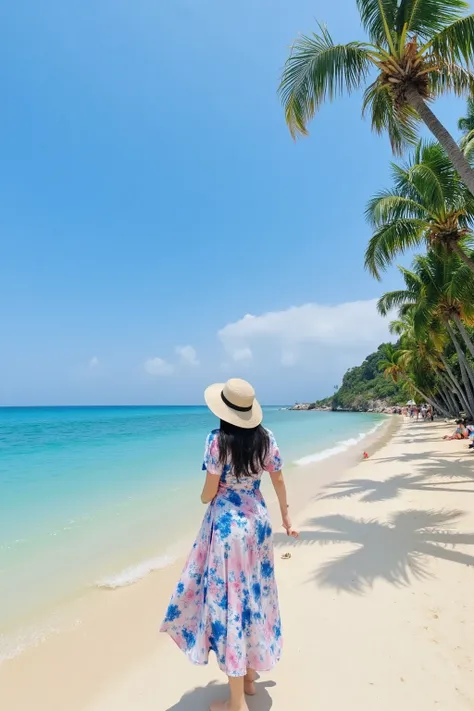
[160,429,283,676]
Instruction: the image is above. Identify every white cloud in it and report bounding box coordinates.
[232,347,253,363]
[144,357,175,376]
[89,356,99,369]
[175,345,199,366]
[218,300,391,369]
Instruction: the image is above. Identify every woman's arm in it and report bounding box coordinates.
[269,470,298,538]
[201,472,220,504]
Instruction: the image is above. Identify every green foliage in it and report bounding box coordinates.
[314,343,405,411]
[377,248,474,418]
[279,25,372,139]
[279,0,474,157]
[459,95,474,157]
[365,140,474,279]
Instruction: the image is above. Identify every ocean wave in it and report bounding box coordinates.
[95,554,176,589]
[0,617,81,665]
[293,421,385,467]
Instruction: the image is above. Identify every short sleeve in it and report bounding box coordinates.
[202,430,224,476]
[265,430,282,473]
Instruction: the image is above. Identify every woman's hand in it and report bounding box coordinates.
[282,512,299,538]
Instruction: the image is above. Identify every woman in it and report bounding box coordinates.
[160,378,297,711]
[443,420,469,440]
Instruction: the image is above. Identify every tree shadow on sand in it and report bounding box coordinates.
[274,509,474,594]
[319,471,474,504]
[418,455,474,480]
[166,679,275,711]
[399,434,449,444]
[371,450,464,466]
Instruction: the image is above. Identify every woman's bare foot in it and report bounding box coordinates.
[244,669,257,696]
[209,702,249,711]
[211,674,250,711]
[244,679,256,696]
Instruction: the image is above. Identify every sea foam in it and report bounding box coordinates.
[95,554,176,589]
[294,421,384,466]
[0,616,81,665]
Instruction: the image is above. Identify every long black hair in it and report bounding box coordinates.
[218,419,270,480]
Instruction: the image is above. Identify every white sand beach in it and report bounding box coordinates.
[2,418,474,710]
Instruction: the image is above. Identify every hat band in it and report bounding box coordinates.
[221,391,253,413]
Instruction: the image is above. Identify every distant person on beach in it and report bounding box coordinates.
[443,420,469,440]
[160,378,298,711]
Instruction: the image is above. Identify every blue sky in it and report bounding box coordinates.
[0,0,467,405]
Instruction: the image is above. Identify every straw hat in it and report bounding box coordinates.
[204,378,263,429]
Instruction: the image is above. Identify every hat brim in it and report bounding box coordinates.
[204,383,263,429]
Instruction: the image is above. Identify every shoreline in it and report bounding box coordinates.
[0,413,390,653]
[1,409,384,630]
[0,416,400,710]
[89,418,474,711]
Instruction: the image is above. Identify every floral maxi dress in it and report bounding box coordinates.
[160,429,283,677]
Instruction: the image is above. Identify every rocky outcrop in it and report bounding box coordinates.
[288,399,400,414]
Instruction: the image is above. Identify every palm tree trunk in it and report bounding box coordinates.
[410,384,451,417]
[451,242,474,276]
[406,87,474,197]
[446,323,474,415]
[445,391,459,417]
[437,386,452,414]
[447,321,474,392]
[433,393,450,415]
[453,314,474,360]
[440,380,460,416]
[438,372,458,414]
[459,358,474,416]
[440,355,472,415]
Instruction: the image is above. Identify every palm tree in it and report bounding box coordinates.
[375,310,452,414]
[378,251,474,416]
[380,250,474,352]
[388,307,468,416]
[365,141,474,277]
[279,1,474,195]
[395,314,467,416]
[459,95,474,155]
[378,343,404,382]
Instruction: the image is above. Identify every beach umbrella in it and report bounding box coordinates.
[406,400,416,406]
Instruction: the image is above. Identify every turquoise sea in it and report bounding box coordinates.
[0,405,384,657]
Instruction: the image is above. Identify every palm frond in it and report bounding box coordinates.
[406,141,460,210]
[430,14,474,65]
[362,81,419,154]
[398,0,469,39]
[461,127,474,149]
[412,302,435,336]
[364,218,426,278]
[377,289,416,315]
[279,27,372,138]
[447,255,474,302]
[389,317,409,335]
[399,302,418,318]
[458,95,474,128]
[407,162,447,211]
[463,134,474,159]
[398,263,425,291]
[429,61,474,99]
[366,191,428,226]
[356,0,400,49]
[390,163,426,202]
